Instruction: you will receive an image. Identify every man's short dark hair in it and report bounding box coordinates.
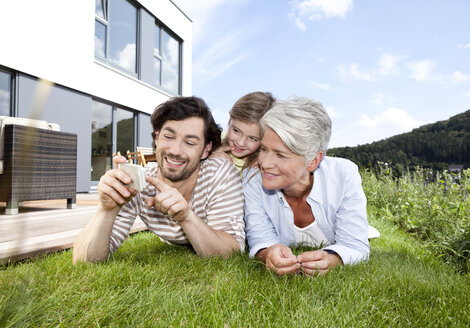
[150,96,222,154]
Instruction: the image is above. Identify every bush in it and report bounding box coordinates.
[362,167,470,273]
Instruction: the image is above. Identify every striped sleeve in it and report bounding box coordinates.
[195,159,246,251]
[109,194,140,255]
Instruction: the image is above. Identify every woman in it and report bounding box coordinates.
[243,97,370,276]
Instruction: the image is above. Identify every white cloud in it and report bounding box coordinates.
[408,60,435,81]
[172,0,235,44]
[370,93,388,105]
[466,90,470,97]
[193,30,249,80]
[111,43,136,73]
[289,0,353,30]
[309,80,333,90]
[330,108,424,147]
[325,106,338,118]
[337,63,374,81]
[457,43,470,49]
[451,71,470,83]
[378,53,403,76]
[293,17,307,31]
[174,0,257,83]
[359,108,421,130]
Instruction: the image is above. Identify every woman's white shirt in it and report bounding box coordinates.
[293,221,331,247]
[242,156,370,265]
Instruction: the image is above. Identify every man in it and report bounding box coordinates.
[73,96,245,263]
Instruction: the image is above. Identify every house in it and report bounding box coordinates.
[0,0,192,192]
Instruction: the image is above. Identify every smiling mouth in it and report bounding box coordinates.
[262,170,278,178]
[164,156,185,168]
[232,145,246,153]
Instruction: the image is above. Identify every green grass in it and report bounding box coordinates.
[1,222,469,327]
[1,168,469,327]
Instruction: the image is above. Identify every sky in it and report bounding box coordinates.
[173,0,470,148]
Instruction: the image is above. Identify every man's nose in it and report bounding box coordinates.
[168,141,183,156]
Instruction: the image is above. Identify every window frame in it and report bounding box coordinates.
[154,20,182,95]
[90,98,138,182]
[0,67,14,117]
[94,0,139,77]
[94,0,108,59]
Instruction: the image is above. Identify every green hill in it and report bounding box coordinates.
[328,110,470,175]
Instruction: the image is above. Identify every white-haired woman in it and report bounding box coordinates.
[243,97,370,276]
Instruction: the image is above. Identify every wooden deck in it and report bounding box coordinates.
[0,194,146,264]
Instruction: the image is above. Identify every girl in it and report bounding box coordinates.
[212,92,276,173]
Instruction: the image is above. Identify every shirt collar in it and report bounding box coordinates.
[308,168,324,204]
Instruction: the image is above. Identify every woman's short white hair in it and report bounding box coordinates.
[260,96,331,163]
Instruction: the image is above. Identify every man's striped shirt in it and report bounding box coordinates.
[109,158,245,254]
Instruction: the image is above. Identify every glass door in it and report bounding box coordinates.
[116,108,134,157]
[91,100,135,183]
[0,70,12,116]
[91,101,112,181]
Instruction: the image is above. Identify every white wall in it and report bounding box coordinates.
[0,0,192,115]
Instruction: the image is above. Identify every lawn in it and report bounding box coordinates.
[1,169,469,327]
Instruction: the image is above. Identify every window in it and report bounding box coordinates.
[94,0,107,59]
[153,25,161,86]
[95,0,138,74]
[116,108,134,156]
[91,100,136,181]
[154,24,181,95]
[91,101,112,181]
[0,70,12,116]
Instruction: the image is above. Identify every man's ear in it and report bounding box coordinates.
[152,130,160,149]
[307,151,324,173]
[201,141,212,160]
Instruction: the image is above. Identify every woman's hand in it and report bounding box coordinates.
[257,244,300,276]
[296,249,343,276]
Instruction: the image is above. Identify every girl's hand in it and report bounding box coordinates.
[210,145,233,162]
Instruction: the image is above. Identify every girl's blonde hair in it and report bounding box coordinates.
[223,91,276,169]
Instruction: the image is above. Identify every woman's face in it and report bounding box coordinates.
[227,119,262,159]
[258,128,317,193]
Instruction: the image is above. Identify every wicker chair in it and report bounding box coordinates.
[0,124,77,214]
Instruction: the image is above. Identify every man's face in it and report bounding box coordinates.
[154,117,211,182]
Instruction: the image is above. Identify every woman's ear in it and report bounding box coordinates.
[307,151,324,173]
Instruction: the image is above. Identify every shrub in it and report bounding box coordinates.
[362,167,470,273]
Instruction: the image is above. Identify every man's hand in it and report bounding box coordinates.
[257,244,300,276]
[97,155,138,211]
[296,250,343,276]
[145,176,190,222]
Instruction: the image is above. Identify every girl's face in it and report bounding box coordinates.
[227,119,262,159]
